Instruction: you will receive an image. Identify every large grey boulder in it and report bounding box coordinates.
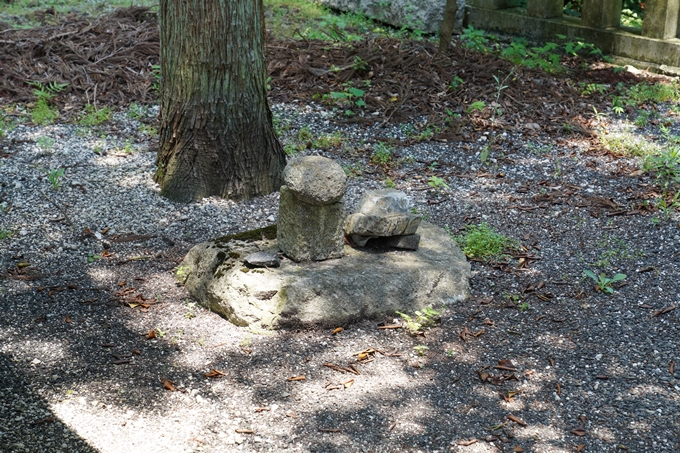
[320,0,466,34]
[283,156,347,206]
[179,222,471,329]
[277,186,345,262]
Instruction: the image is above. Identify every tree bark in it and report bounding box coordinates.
[438,0,459,53]
[155,0,286,202]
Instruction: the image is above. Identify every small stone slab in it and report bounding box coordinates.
[386,234,420,250]
[356,189,410,216]
[344,213,421,237]
[179,222,470,329]
[283,156,347,206]
[244,252,280,268]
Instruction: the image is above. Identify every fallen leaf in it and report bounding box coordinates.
[577,445,586,452]
[555,383,561,396]
[483,318,495,326]
[571,426,587,436]
[65,316,71,323]
[118,281,127,287]
[513,447,524,452]
[287,375,306,381]
[495,359,517,371]
[101,250,113,258]
[652,306,676,317]
[343,379,354,388]
[132,350,141,355]
[162,379,175,391]
[670,361,675,375]
[17,261,31,268]
[146,330,156,339]
[548,357,555,366]
[235,429,254,434]
[112,359,132,365]
[456,438,478,446]
[254,407,270,412]
[595,375,609,380]
[473,328,485,337]
[460,327,473,342]
[507,414,526,426]
[285,411,296,418]
[204,369,226,378]
[331,327,343,335]
[376,324,402,329]
[101,228,110,234]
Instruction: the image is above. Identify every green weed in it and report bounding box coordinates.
[428,176,449,191]
[452,223,517,260]
[37,136,55,150]
[78,104,111,126]
[413,345,429,356]
[396,307,441,335]
[643,146,680,189]
[582,269,626,294]
[371,142,393,166]
[47,168,65,190]
[383,178,396,188]
[0,228,11,240]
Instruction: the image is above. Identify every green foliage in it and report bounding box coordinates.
[284,143,298,156]
[449,76,464,90]
[460,25,491,52]
[127,103,148,120]
[47,168,65,190]
[29,81,67,125]
[427,176,449,191]
[452,223,517,260]
[370,142,392,166]
[413,345,429,356]
[582,269,626,294]
[297,126,313,142]
[323,83,366,108]
[396,307,441,335]
[383,178,396,188]
[87,253,100,263]
[466,101,486,114]
[79,104,112,126]
[0,228,11,240]
[627,82,680,105]
[313,131,344,149]
[37,136,55,150]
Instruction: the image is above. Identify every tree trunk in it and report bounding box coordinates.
[155,0,286,202]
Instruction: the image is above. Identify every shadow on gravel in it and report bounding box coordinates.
[0,352,99,453]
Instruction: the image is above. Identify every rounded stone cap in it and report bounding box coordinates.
[282,156,347,206]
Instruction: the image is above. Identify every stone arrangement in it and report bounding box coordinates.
[276,156,347,262]
[178,158,471,330]
[344,189,422,249]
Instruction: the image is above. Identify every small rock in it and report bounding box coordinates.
[244,252,280,268]
[386,234,420,250]
[282,156,347,206]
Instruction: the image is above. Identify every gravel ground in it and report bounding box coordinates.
[1,100,679,453]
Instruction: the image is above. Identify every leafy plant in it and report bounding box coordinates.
[428,176,449,191]
[87,253,100,263]
[396,307,441,335]
[449,75,464,90]
[371,142,392,166]
[413,345,429,356]
[29,81,67,125]
[383,178,396,188]
[466,101,486,114]
[0,228,11,240]
[79,104,111,126]
[517,302,530,313]
[582,269,626,294]
[37,136,55,150]
[47,168,65,190]
[452,223,517,260]
[460,25,491,52]
[643,146,680,189]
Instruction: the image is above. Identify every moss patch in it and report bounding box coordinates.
[214,225,277,245]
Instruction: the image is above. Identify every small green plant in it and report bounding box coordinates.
[413,345,429,356]
[353,55,368,71]
[580,83,608,96]
[284,143,298,156]
[396,307,441,335]
[449,75,464,90]
[29,81,67,125]
[297,126,313,142]
[343,163,364,177]
[460,25,490,52]
[383,178,396,188]
[517,302,530,313]
[445,349,455,357]
[654,191,680,221]
[582,269,626,294]
[151,64,161,91]
[0,228,12,240]
[643,146,680,189]
[78,104,111,126]
[155,327,167,338]
[312,131,344,149]
[428,176,449,191]
[452,223,517,260]
[371,142,393,166]
[37,136,55,150]
[87,253,100,263]
[240,336,253,349]
[47,168,65,190]
[127,102,147,120]
[323,83,366,108]
[466,101,486,114]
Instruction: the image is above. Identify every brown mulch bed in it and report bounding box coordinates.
[0,6,643,136]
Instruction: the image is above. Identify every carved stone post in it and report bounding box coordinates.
[526,0,563,18]
[641,0,679,39]
[581,0,621,29]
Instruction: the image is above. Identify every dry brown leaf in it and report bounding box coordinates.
[118,281,127,287]
[331,327,343,335]
[343,379,354,388]
[669,360,675,375]
[456,438,478,446]
[576,445,586,452]
[377,324,402,329]
[287,375,306,381]
[235,429,254,434]
[555,383,561,396]
[507,414,526,426]
[459,327,473,342]
[473,328,485,337]
[132,350,141,355]
[204,369,226,378]
[162,379,175,391]
[570,426,587,436]
[495,359,517,371]
[65,316,71,323]
[146,329,156,339]
[483,318,495,326]
[652,306,676,317]
[513,447,524,452]
[101,250,113,258]
[254,407,270,412]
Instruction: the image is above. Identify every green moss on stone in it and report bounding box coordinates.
[214,225,277,245]
[229,251,241,259]
[240,267,250,273]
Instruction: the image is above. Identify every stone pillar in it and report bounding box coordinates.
[526,0,563,18]
[277,156,347,262]
[581,0,621,29]
[642,0,679,39]
[471,0,510,10]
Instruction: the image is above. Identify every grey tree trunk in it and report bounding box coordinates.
[155,0,286,202]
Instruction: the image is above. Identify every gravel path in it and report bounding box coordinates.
[1,100,679,453]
